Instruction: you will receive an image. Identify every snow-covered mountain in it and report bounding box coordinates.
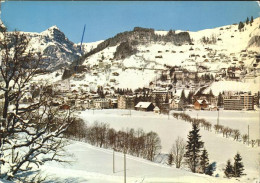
[5,25,100,71]
[7,17,259,93]
[22,26,82,70]
[53,17,259,94]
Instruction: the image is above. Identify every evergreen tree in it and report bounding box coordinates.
[208,89,214,97]
[184,124,204,173]
[233,153,244,177]
[187,91,194,104]
[200,149,209,174]
[250,16,253,24]
[238,22,244,32]
[194,73,199,83]
[217,92,223,107]
[206,162,216,176]
[168,153,174,166]
[246,17,249,25]
[165,93,169,103]
[224,159,234,178]
[173,73,177,84]
[180,89,186,104]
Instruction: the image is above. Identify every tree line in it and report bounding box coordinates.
[172,112,260,148]
[65,120,161,161]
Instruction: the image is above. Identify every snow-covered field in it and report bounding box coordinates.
[184,109,259,139]
[63,109,260,183]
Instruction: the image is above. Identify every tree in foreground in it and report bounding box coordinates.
[233,153,244,177]
[205,162,216,176]
[0,24,74,181]
[224,159,234,178]
[171,136,185,168]
[184,123,204,173]
[200,149,209,174]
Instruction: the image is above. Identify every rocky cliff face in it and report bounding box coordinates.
[23,26,81,71]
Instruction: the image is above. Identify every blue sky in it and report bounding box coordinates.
[1,1,260,43]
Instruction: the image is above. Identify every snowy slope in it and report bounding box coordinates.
[56,17,260,92]
[78,109,259,183]
[13,17,259,94]
[204,76,260,95]
[41,140,253,183]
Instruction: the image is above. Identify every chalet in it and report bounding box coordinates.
[227,67,242,79]
[135,102,154,111]
[194,99,208,110]
[169,98,184,110]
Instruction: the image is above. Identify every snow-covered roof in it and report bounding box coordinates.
[153,106,160,111]
[135,102,152,108]
[196,99,208,104]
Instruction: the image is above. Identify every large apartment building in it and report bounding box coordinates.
[117,95,135,109]
[224,94,254,110]
[151,90,172,104]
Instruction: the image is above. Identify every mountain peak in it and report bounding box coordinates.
[48,25,60,31]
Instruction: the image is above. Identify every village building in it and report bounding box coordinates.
[135,102,155,111]
[194,99,209,110]
[93,99,110,109]
[151,90,172,105]
[117,95,135,109]
[169,98,184,110]
[224,93,254,110]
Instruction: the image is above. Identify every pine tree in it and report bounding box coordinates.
[224,159,234,178]
[187,91,194,104]
[217,92,223,107]
[165,93,169,103]
[208,89,214,97]
[233,153,244,177]
[168,153,174,166]
[238,22,244,32]
[180,89,186,104]
[184,123,204,173]
[246,17,249,25]
[200,149,209,174]
[250,16,253,25]
[194,73,199,83]
[173,73,177,84]
[206,162,216,176]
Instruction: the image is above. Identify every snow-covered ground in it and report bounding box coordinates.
[184,109,259,139]
[204,76,260,96]
[40,141,249,183]
[69,109,260,183]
